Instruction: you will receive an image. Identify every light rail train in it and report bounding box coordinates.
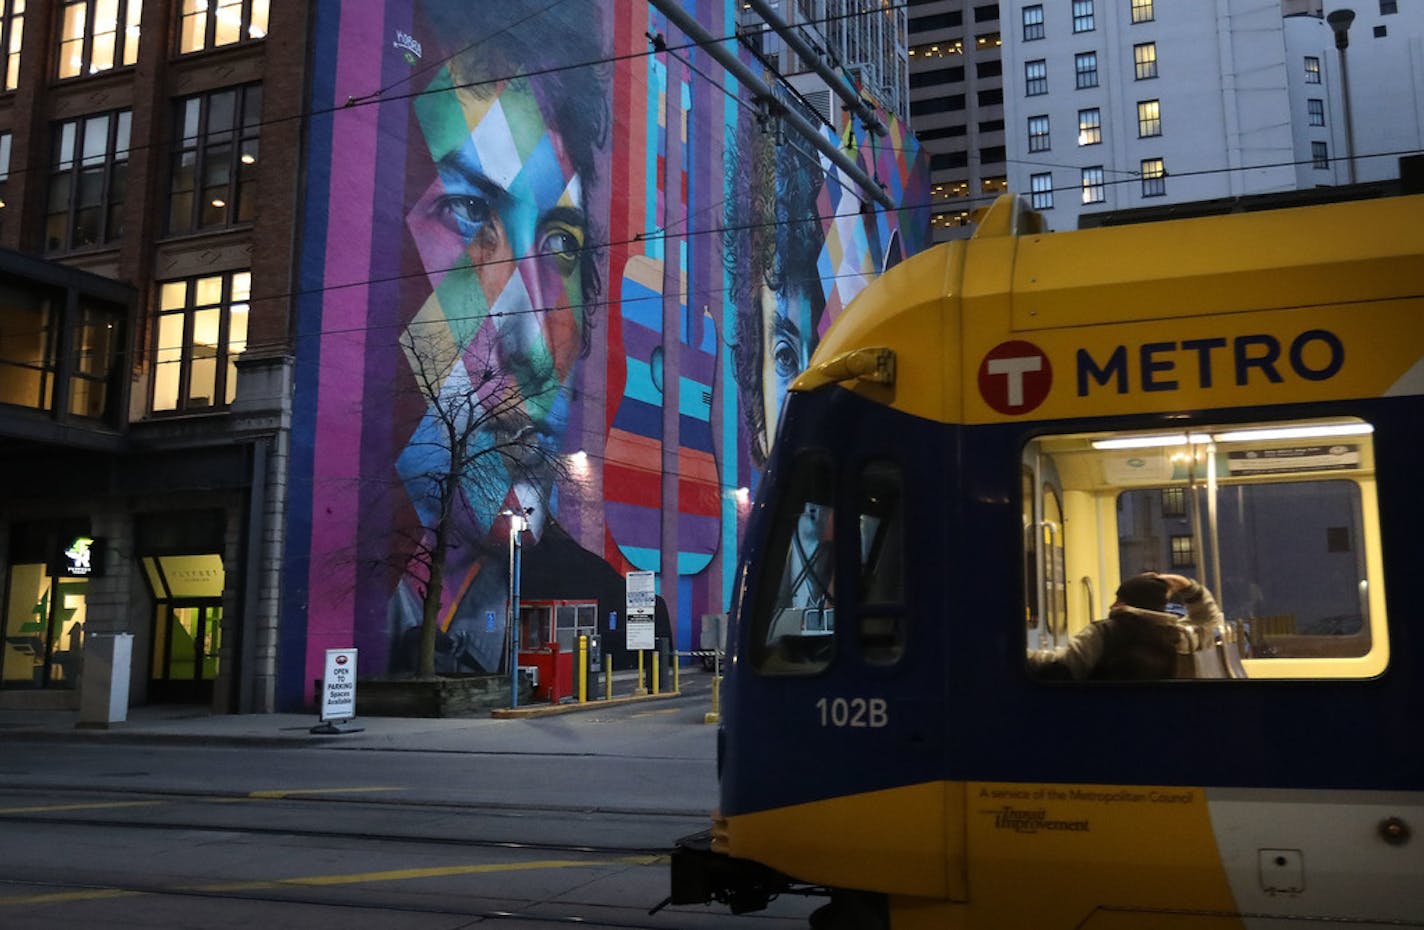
[670,192,1424,929]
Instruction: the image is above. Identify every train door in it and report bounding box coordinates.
[1024,449,1068,651]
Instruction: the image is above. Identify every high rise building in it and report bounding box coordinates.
[907,1,1007,240]
[996,0,1424,230]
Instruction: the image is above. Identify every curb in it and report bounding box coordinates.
[489,690,683,719]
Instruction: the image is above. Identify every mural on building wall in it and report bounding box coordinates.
[285,0,928,706]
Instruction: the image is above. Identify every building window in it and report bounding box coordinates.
[1380,0,1397,13]
[1160,486,1186,518]
[908,40,965,60]
[1140,157,1165,197]
[1312,141,1329,169]
[975,32,1001,50]
[0,131,9,237]
[980,145,1006,166]
[930,151,969,171]
[1137,99,1161,137]
[1028,115,1050,152]
[1030,172,1054,210]
[1078,108,1101,145]
[1025,59,1047,96]
[1075,52,1099,89]
[1072,0,1095,32]
[69,301,124,419]
[910,65,965,89]
[1169,534,1195,569]
[912,94,967,117]
[179,0,269,54]
[1,0,22,91]
[168,84,263,235]
[1305,56,1321,83]
[1022,4,1044,40]
[57,0,140,80]
[917,125,967,141]
[152,271,250,413]
[973,4,998,22]
[909,11,963,32]
[978,87,1004,107]
[1081,166,1105,204]
[45,110,131,253]
[1308,98,1325,126]
[982,176,1008,195]
[1131,0,1154,23]
[1134,42,1157,80]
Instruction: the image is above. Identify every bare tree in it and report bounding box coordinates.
[392,321,570,679]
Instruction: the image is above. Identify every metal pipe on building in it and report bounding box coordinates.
[742,0,888,137]
[645,0,895,210]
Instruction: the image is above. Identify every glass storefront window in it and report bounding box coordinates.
[3,562,85,689]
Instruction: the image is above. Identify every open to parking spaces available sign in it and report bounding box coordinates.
[321,648,358,722]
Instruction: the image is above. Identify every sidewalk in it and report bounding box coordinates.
[0,667,711,751]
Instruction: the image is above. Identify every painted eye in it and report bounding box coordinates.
[773,337,801,379]
[539,224,584,272]
[435,194,493,240]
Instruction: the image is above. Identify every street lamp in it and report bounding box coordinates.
[502,508,531,708]
[1327,8,1357,185]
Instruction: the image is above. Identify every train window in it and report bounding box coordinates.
[1119,480,1371,660]
[750,453,835,675]
[1022,417,1388,681]
[858,461,905,664]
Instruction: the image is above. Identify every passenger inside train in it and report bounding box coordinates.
[1027,572,1225,680]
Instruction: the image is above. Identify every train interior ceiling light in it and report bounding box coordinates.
[1090,420,1374,450]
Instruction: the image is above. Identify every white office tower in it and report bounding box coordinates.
[997,0,1424,230]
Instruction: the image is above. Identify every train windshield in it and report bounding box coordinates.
[749,453,836,675]
[747,455,908,675]
[1022,416,1388,681]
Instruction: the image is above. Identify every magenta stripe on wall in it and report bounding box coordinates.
[306,6,382,691]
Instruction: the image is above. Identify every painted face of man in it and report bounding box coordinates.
[758,279,815,455]
[404,69,588,540]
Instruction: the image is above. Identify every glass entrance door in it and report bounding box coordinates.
[150,601,221,702]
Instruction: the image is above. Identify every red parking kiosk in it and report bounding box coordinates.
[516,600,594,703]
[516,643,571,703]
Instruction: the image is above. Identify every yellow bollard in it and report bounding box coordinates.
[673,653,680,693]
[604,655,612,701]
[578,635,587,703]
[636,651,647,696]
[704,673,721,724]
[652,650,660,695]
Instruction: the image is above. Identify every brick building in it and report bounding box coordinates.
[0,0,306,713]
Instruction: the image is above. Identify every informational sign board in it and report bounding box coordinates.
[1228,445,1359,475]
[626,570,656,616]
[626,617,655,651]
[319,648,358,722]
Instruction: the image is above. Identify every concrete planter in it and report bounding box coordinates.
[354,674,528,718]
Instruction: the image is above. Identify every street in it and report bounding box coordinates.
[0,683,817,929]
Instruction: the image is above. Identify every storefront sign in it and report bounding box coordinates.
[55,536,104,578]
[319,648,358,722]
